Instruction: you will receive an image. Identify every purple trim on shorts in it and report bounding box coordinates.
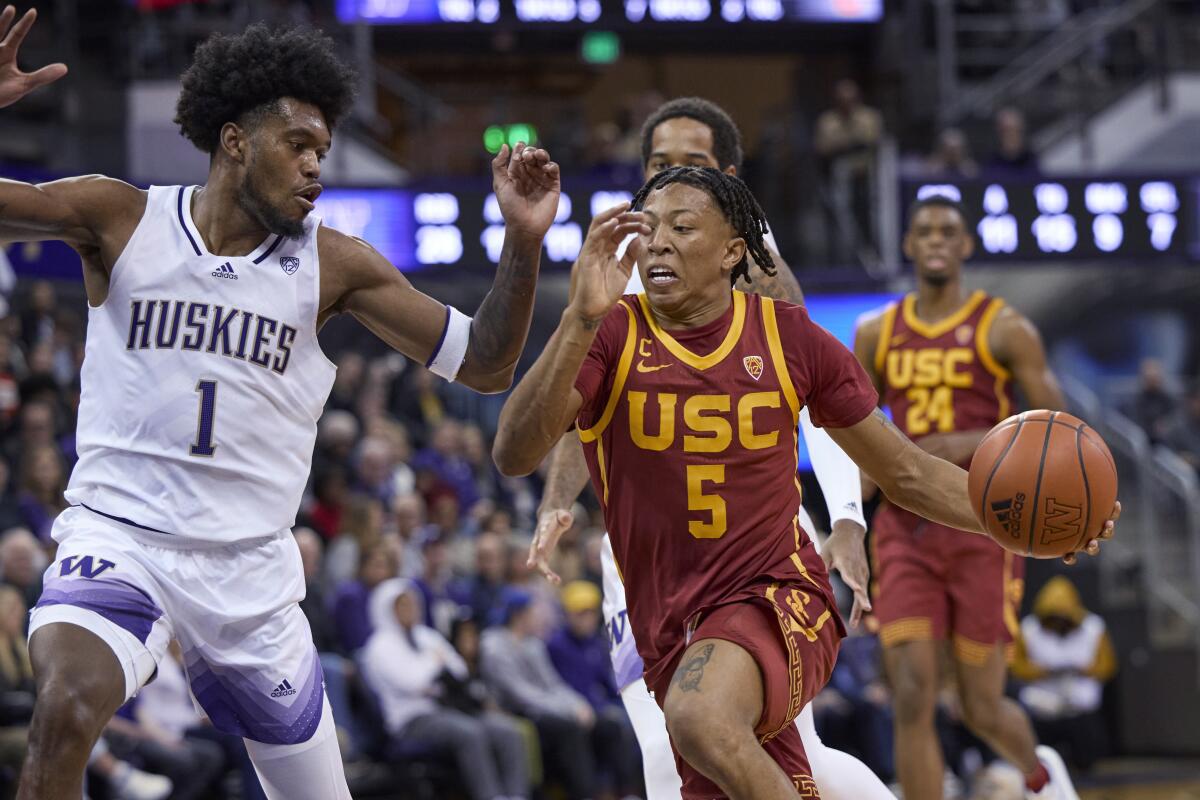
[35,578,163,644]
[612,646,644,693]
[185,646,325,745]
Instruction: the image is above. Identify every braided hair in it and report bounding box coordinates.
[631,166,774,286]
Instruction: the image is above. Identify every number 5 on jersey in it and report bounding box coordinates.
[191,379,218,457]
[687,464,727,539]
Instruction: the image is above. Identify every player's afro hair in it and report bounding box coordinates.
[632,166,773,287]
[175,24,357,154]
[640,97,744,173]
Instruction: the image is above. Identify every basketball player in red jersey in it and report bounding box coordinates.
[493,168,1115,799]
[854,194,1079,800]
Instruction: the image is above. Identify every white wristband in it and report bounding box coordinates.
[801,406,867,530]
[425,305,472,382]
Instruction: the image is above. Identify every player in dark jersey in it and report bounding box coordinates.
[493,168,1116,799]
[854,195,1080,800]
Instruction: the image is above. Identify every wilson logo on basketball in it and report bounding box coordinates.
[990,493,1026,538]
[1041,498,1082,544]
[743,355,763,381]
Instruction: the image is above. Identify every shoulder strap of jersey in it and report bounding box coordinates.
[975,296,1011,379]
[760,297,800,418]
[873,300,901,376]
[578,300,638,444]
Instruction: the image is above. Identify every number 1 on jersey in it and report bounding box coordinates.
[191,379,218,457]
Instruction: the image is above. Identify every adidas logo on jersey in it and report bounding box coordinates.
[211,262,238,280]
[270,679,297,698]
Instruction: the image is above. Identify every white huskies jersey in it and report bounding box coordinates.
[66,185,336,543]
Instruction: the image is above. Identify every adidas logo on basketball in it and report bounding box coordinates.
[270,679,297,698]
[990,493,1026,538]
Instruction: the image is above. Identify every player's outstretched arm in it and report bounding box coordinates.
[0,6,66,110]
[528,435,593,584]
[326,144,558,394]
[493,204,647,477]
[826,409,1117,560]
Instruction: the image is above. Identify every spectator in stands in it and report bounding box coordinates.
[327,352,366,420]
[332,542,399,654]
[925,128,980,178]
[481,588,598,800]
[393,493,428,577]
[1125,358,1176,445]
[414,419,481,512]
[0,459,26,535]
[391,367,446,449]
[0,333,20,426]
[458,532,511,624]
[4,401,59,474]
[313,410,360,476]
[325,495,387,587]
[985,107,1039,175]
[295,527,336,652]
[0,528,43,613]
[814,79,883,264]
[0,586,34,792]
[463,423,504,507]
[87,737,173,800]
[547,581,642,798]
[355,436,399,508]
[109,642,228,800]
[361,579,530,800]
[1011,576,1117,771]
[415,534,459,634]
[17,443,67,541]
[307,465,351,541]
[1168,380,1200,471]
[18,281,56,351]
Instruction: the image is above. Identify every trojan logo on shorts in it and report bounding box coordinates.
[792,774,820,797]
[1041,498,1082,545]
[270,679,297,698]
[279,256,300,275]
[990,493,1026,539]
[59,555,116,579]
[743,355,764,381]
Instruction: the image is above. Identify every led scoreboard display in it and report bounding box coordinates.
[901,176,1198,264]
[336,0,882,24]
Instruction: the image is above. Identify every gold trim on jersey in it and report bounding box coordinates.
[900,289,988,340]
[873,302,899,376]
[636,291,746,371]
[578,300,637,444]
[760,297,800,417]
[594,436,610,504]
[975,297,1013,422]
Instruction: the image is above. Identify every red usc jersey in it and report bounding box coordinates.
[574,291,877,678]
[874,290,1015,456]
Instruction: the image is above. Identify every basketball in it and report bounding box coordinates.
[967,410,1118,559]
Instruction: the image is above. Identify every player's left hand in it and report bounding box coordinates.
[491,142,561,241]
[529,507,574,585]
[0,6,67,110]
[1063,500,1119,565]
[821,519,872,627]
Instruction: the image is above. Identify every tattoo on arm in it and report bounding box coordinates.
[671,643,715,693]
[465,234,541,373]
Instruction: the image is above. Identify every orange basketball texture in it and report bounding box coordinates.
[967,410,1118,558]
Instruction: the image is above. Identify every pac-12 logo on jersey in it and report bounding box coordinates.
[59,555,116,579]
[279,256,300,275]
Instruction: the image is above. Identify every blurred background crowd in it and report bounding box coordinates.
[2,0,1200,798]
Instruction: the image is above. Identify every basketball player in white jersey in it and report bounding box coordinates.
[0,12,561,799]
[529,97,894,799]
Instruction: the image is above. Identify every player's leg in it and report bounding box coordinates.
[954,644,1038,773]
[19,509,172,800]
[662,637,804,798]
[19,623,128,800]
[620,677,683,799]
[243,695,351,800]
[796,703,894,800]
[885,639,944,800]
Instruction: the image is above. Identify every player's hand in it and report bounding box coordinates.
[1063,500,1119,565]
[529,507,574,585]
[568,203,649,323]
[0,7,66,109]
[491,142,560,241]
[821,519,872,627]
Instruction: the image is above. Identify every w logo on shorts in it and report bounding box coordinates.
[59,555,116,579]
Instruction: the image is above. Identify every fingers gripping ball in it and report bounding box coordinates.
[967,410,1118,558]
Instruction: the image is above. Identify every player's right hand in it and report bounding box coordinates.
[0,7,67,110]
[529,507,574,585]
[567,203,649,323]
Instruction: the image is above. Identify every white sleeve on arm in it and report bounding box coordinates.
[801,406,867,529]
[425,305,472,382]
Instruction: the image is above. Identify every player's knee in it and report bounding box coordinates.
[889,658,937,726]
[664,698,749,776]
[959,687,1002,736]
[27,676,114,753]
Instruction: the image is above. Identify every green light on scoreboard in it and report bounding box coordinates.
[581,31,620,64]
[483,123,541,154]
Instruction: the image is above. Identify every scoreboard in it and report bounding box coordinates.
[901,176,1198,264]
[336,0,882,24]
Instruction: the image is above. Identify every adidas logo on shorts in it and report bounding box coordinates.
[270,679,297,698]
